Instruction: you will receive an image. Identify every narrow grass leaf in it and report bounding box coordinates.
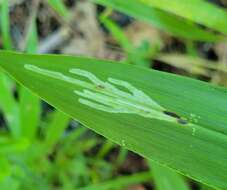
[0,137,29,153]
[44,110,70,152]
[140,0,227,35]
[156,53,227,76]
[96,140,115,159]
[19,16,41,140]
[115,147,128,168]
[150,161,190,190]
[78,172,152,190]
[25,17,39,54]
[0,157,11,181]
[19,88,40,140]
[94,0,222,41]
[0,51,227,189]
[47,0,70,19]
[0,0,20,138]
[0,0,12,50]
[0,73,20,137]
[100,15,150,67]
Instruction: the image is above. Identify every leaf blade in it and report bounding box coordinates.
[94,0,223,41]
[140,0,227,35]
[0,51,227,189]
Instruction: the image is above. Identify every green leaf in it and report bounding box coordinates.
[140,0,227,35]
[47,0,70,19]
[0,0,21,139]
[100,15,151,67]
[25,16,39,54]
[94,0,222,41]
[156,53,227,76]
[0,176,19,190]
[78,172,151,190]
[19,14,41,140]
[0,51,227,189]
[150,161,190,190]
[201,185,216,190]
[0,73,20,138]
[0,157,11,181]
[19,87,41,140]
[44,110,70,152]
[0,0,12,50]
[96,140,115,159]
[0,137,29,154]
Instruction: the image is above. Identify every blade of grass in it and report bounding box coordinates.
[140,0,227,35]
[78,172,152,190]
[19,87,40,140]
[156,53,227,76]
[0,74,20,138]
[185,41,199,57]
[0,0,12,50]
[0,176,20,190]
[201,185,216,190]
[60,125,87,145]
[100,13,151,67]
[115,147,128,168]
[0,0,20,138]
[0,138,29,154]
[96,140,115,159]
[55,125,89,162]
[19,10,41,140]
[149,161,190,190]
[94,0,222,41]
[1,52,227,189]
[47,0,70,19]
[0,156,11,181]
[25,14,39,54]
[44,110,70,152]
[100,11,133,54]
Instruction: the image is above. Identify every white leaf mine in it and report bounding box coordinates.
[24,64,184,123]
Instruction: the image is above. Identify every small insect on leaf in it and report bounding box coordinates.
[163,111,188,125]
[163,111,181,119]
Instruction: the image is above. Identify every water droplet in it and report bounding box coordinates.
[121,140,126,147]
[189,113,200,123]
[190,113,196,118]
[6,114,13,123]
[192,128,196,136]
